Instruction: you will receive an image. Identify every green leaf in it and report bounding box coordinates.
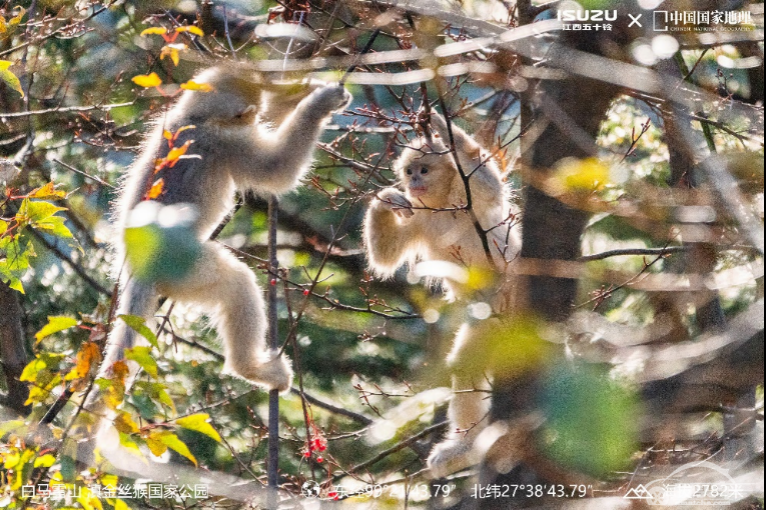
[175,413,222,443]
[0,420,25,438]
[59,453,77,483]
[125,346,158,378]
[118,432,145,460]
[117,315,158,349]
[539,362,640,476]
[35,215,74,239]
[18,199,66,225]
[0,266,23,293]
[134,381,176,413]
[0,238,34,294]
[35,316,78,342]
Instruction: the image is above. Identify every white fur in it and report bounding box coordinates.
[363,113,521,477]
[97,67,351,397]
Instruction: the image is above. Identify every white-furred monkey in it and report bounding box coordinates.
[363,113,521,478]
[89,67,351,418]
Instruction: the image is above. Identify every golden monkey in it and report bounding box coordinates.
[363,112,521,478]
[92,67,351,414]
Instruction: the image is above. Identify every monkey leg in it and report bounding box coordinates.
[428,324,492,478]
[157,243,293,392]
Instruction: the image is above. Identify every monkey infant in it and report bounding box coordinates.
[364,113,521,478]
[99,67,351,401]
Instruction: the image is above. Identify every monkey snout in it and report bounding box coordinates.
[409,186,428,197]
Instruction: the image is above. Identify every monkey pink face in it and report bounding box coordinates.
[406,165,430,197]
[401,154,454,205]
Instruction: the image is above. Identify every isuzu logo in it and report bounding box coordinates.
[557,10,618,22]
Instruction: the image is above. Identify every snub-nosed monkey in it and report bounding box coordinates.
[364,112,521,478]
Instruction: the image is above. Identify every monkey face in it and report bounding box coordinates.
[399,152,456,206]
[174,67,264,127]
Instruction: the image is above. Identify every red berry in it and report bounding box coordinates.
[316,457,324,463]
[303,451,311,458]
[303,289,310,295]
[270,279,277,286]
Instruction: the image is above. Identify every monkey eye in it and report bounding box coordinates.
[420,167,429,175]
[406,168,413,175]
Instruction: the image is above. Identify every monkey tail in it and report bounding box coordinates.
[84,278,156,417]
[101,278,157,374]
[79,277,159,470]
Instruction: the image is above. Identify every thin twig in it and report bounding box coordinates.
[579,246,687,262]
[333,421,448,481]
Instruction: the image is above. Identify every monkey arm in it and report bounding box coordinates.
[228,85,351,194]
[429,113,508,229]
[363,188,422,277]
[430,112,483,166]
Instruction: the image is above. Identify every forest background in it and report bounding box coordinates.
[0,0,763,508]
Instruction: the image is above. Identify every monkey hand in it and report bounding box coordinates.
[309,84,353,116]
[429,111,449,141]
[427,435,481,479]
[376,188,414,218]
[226,350,294,393]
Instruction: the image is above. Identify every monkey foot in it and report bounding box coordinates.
[427,436,481,479]
[226,351,294,393]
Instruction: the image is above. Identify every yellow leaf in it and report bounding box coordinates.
[146,178,164,199]
[159,431,197,466]
[166,140,193,164]
[35,316,78,342]
[145,431,169,457]
[65,341,100,381]
[111,360,130,383]
[9,8,25,25]
[131,73,162,88]
[33,453,56,468]
[29,182,66,199]
[0,18,6,34]
[96,376,125,410]
[114,498,132,510]
[175,413,222,443]
[160,46,180,66]
[555,157,610,191]
[175,26,204,36]
[25,374,61,405]
[117,433,145,460]
[113,411,139,434]
[0,61,24,98]
[3,451,19,469]
[180,80,213,93]
[99,474,118,488]
[78,485,104,510]
[140,27,167,36]
[163,130,173,140]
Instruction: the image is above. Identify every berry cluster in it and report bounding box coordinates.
[302,434,328,463]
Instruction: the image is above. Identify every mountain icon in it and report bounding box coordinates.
[624,485,653,499]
